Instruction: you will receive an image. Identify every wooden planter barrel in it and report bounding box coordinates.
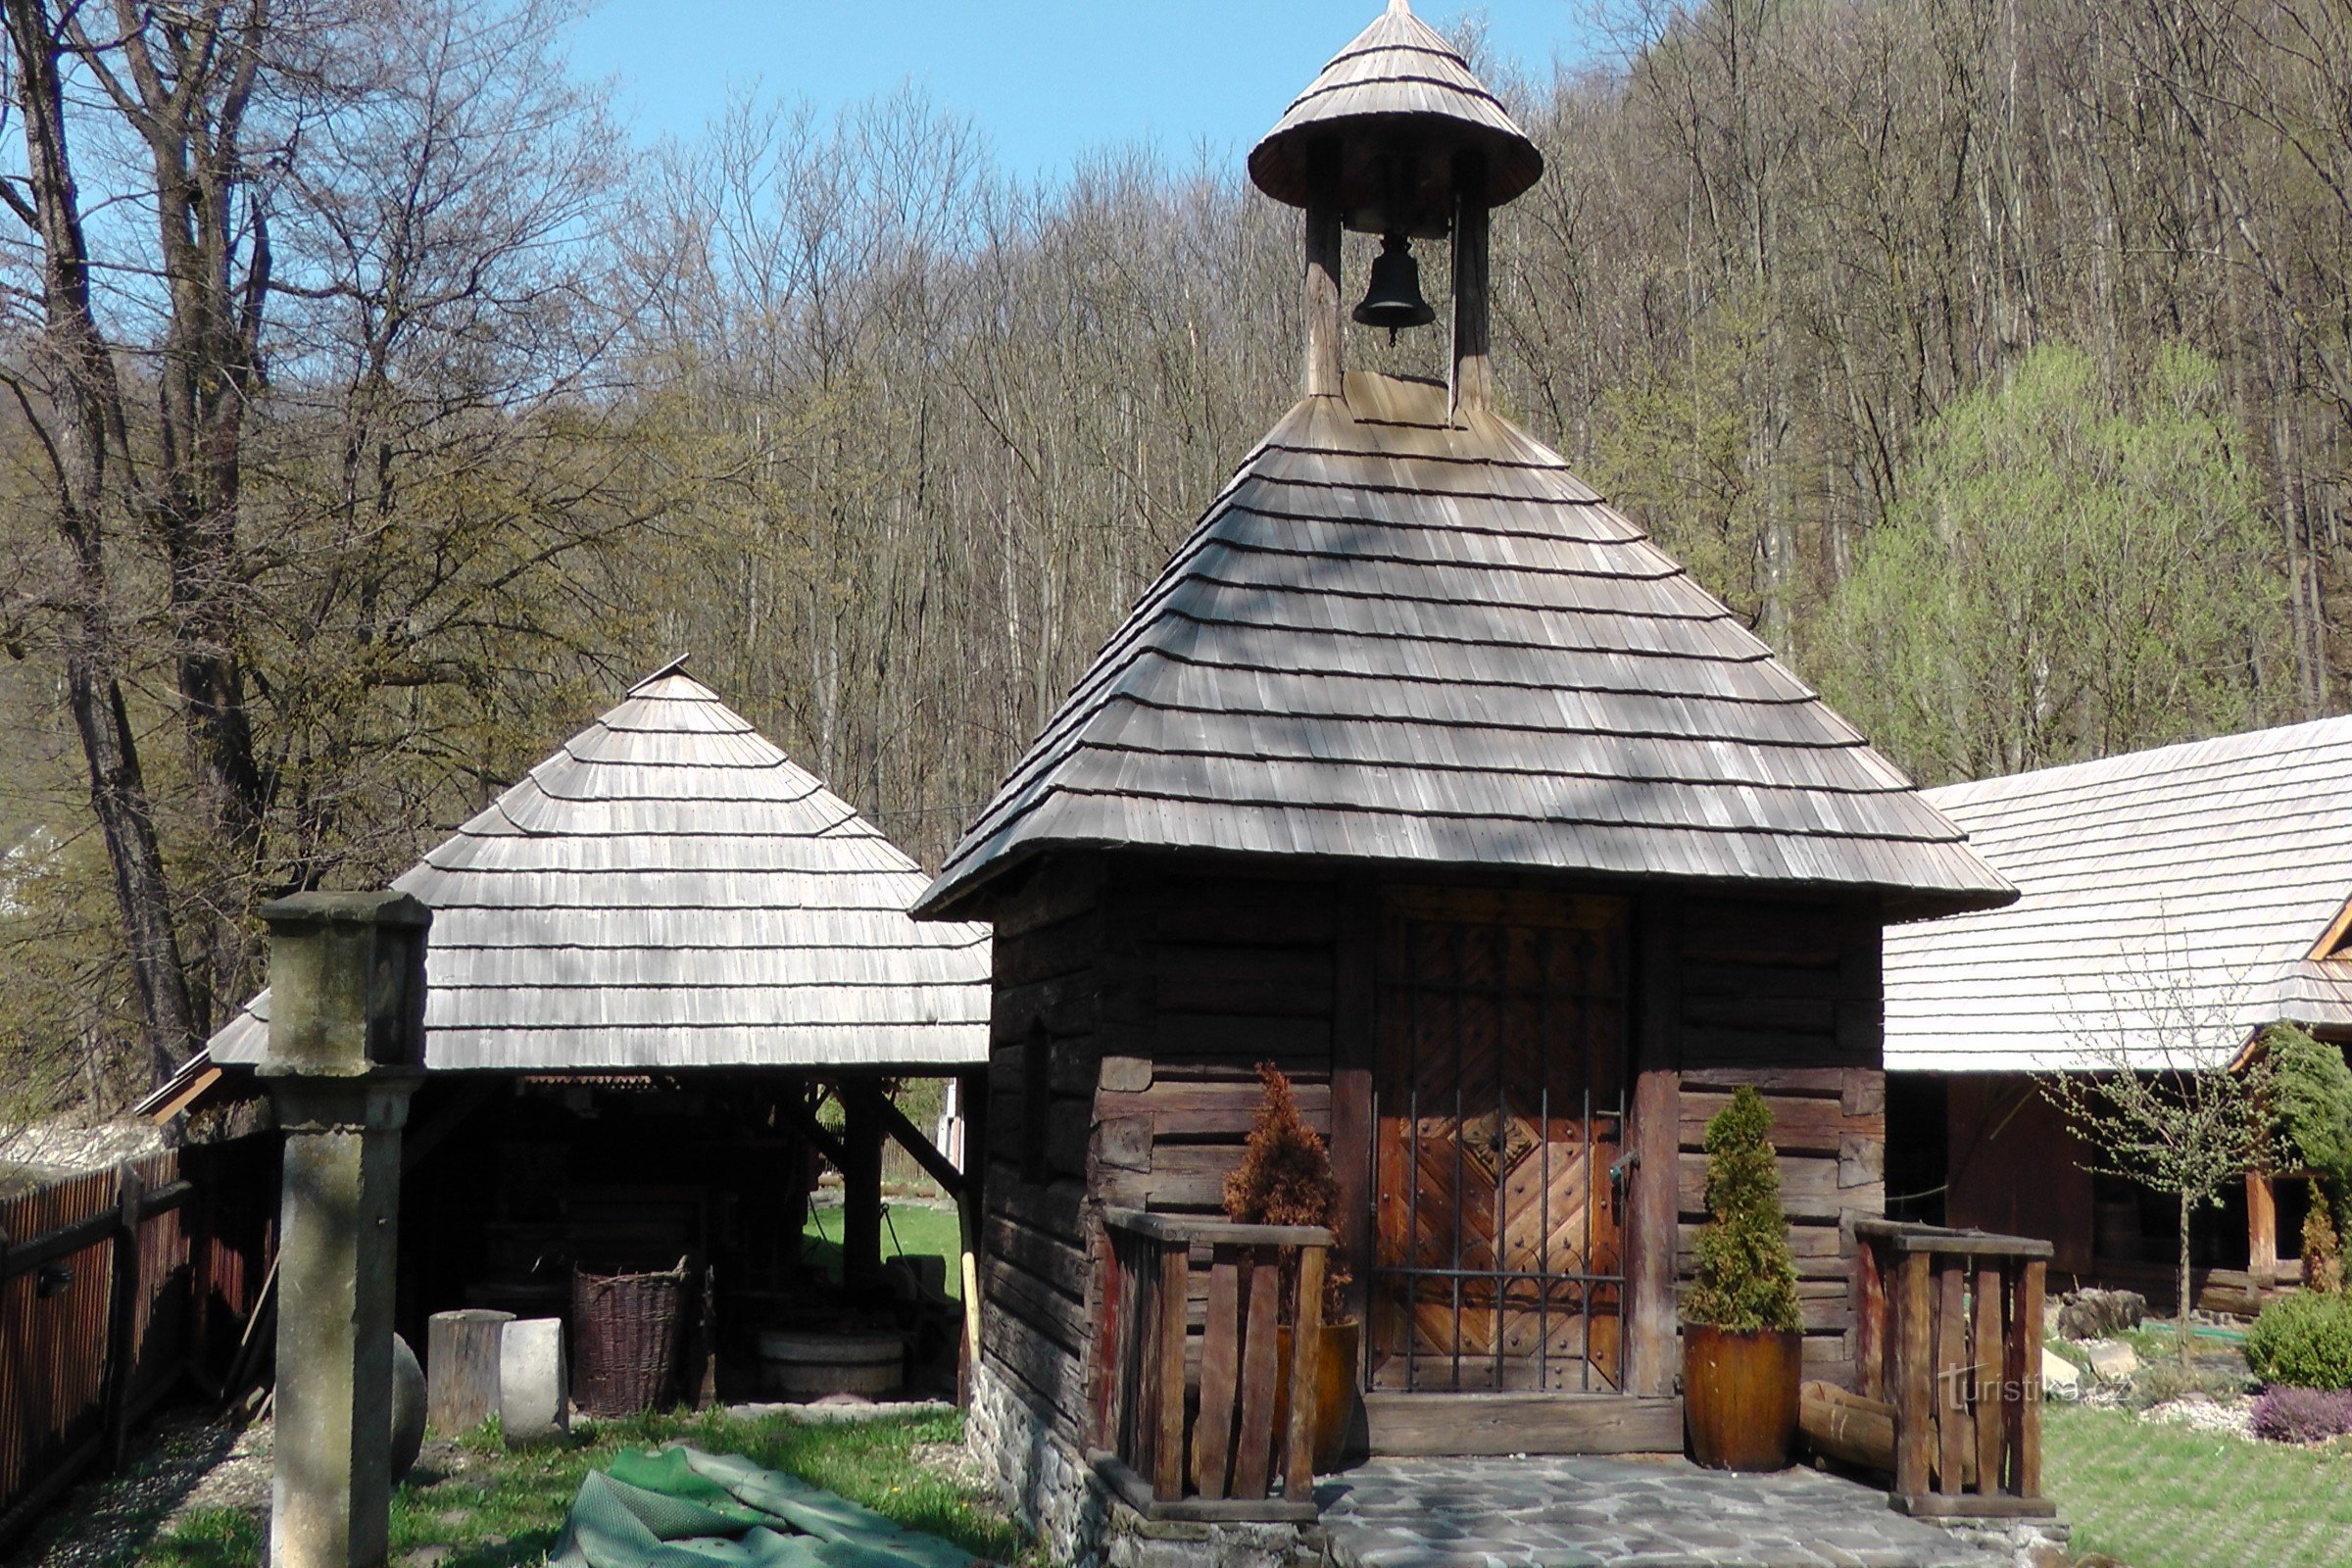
[1273,1320,1362,1473]
[757,1329,906,1399]
[1683,1324,1802,1471]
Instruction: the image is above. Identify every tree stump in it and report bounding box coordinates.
[425,1309,513,1435]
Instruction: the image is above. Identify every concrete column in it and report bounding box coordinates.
[258,892,430,1568]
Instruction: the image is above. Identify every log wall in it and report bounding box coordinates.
[969,859,1896,1444]
[1673,895,1887,1388]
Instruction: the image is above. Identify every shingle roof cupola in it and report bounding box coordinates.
[1248,0,1543,234]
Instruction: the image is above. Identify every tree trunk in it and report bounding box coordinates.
[4,0,199,1077]
[2178,1190,2194,1368]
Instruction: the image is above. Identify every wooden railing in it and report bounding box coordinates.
[1091,1208,1331,1520]
[1852,1220,2055,1520]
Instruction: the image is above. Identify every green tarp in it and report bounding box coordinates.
[551,1446,978,1568]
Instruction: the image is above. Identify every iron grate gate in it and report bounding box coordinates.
[1369,891,1630,1395]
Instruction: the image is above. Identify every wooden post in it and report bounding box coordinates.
[2014,1259,2045,1498]
[1093,1231,1124,1449]
[1936,1260,1967,1494]
[1232,1246,1283,1500]
[1303,138,1343,398]
[1153,1239,1190,1501]
[103,1165,145,1467]
[1972,1265,2002,1496]
[1894,1250,1933,1501]
[1626,889,1682,1399]
[1192,1247,1242,1500]
[1329,881,1375,1339]
[2248,1171,2278,1287]
[1626,1068,1681,1397]
[1449,152,1491,416]
[1284,1242,1327,1499]
[1854,1235,1886,1401]
[841,1079,885,1293]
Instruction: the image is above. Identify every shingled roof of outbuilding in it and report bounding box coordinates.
[210,667,990,1072]
[1885,716,2352,1072]
[916,372,2013,920]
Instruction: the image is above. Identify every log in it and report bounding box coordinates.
[1800,1380,1895,1473]
[426,1309,514,1435]
[1800,1381,1977,1487]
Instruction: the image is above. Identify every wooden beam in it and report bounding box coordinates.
[873,1092,965,1199]
[1449,151,1492,416]
[147,1064,224,1124]
[840,1080,886,1292]
[771,1088,850,1171]
[1302,138,1343,398]
[1330,877,1375,1336]
[400,1079,502,1176]
[2248,1171,2279,1286]
[1361,1394,1683,1456]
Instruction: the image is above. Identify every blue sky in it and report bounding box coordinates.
[564,2,1604,182]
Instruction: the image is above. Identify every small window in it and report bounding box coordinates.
[1023,1024,1053,1186]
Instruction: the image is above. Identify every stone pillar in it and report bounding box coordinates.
[258,892,430,1568]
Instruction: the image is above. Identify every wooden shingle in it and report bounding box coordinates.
[211,667,990,1072]
[919,373,2012,920]
[1885,716,2352,1071]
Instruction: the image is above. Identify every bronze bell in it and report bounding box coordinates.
[1353,232,1436,343]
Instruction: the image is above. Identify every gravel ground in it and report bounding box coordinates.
[2140,1393,2258,1439]
[17,1407,270,1568]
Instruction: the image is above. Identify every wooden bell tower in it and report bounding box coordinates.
[1245,0,1543,416]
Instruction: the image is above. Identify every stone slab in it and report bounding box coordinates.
[499,1318,568,1445]
[1318,1456,2008,1568]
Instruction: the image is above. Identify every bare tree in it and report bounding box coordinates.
[2038,947,2278,1364]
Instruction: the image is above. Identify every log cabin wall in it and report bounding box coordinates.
[1669,894,1888,1390]
[978,857,1347,1446]
[973,858,1899,1448]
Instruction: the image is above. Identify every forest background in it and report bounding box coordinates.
[0,0,2343,1115]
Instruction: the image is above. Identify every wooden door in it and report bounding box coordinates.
[1371,888,1628,1393]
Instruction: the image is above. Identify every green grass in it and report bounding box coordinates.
[2047,1402,2352,1567]
[140,1507,265,1568]
[802,1201,966,1298]
[138,1408,1024,1568]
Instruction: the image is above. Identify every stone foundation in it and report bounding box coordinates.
[966,1361,1320,1568]
[967,1360,1109,1567]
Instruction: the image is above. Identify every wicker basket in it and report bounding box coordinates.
[570,1259,688,1415]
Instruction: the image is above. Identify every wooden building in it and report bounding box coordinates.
[1885,715,2352,1312]
[162,665,992,1382]
[913,1,2013,1541]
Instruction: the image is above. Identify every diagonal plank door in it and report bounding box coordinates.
[1371,888,1628,1393]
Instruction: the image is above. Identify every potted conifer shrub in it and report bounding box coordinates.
[1225,1061,1359,1471]
[1682,1085,1804,1470]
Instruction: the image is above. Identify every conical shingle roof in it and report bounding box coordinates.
[212,668,990,1071]
[1249,0,1543,224]
[917,373,2013,920]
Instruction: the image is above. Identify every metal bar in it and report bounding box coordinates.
[1538,920,1551,1392]
[1450,922,1466,1391]
[1494,917,1508,1393]
[1406,919,1421,1393]
[1582,1085,1594,1392]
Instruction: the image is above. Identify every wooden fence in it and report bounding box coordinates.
[1090,1208,1330,1522]
[0,1135,277,1547]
